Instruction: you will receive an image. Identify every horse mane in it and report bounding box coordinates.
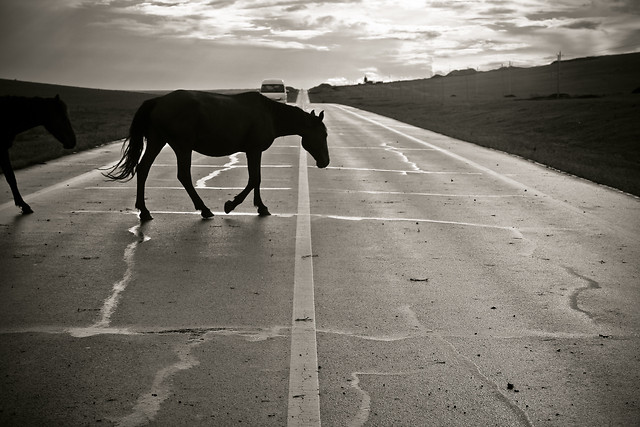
[259,95,325,138]
[0,95,63,116]
[0,96,53,136]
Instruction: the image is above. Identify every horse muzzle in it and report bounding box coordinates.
[317,158,330,169]
[63,134,77,149]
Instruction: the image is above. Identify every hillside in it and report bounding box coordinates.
[309,53,640,196]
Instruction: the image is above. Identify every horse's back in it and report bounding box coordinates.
[149,90,275,156]
[157,90,266,114]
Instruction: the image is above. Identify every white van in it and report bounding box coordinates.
[260,79,287,103]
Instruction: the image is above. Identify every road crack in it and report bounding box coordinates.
[115,326,286,426]
[565,266,601,320]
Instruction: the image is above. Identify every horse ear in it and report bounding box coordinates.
[319,111,324,121]
[310,110,316,117]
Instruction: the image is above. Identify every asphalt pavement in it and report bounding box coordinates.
[1,92,638,426]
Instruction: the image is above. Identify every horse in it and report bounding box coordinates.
[0,95,76,214]
[105,90,329,221]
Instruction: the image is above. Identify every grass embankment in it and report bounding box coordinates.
[309,53,640,196]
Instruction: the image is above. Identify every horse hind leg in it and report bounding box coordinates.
[225,150,270,216]
[0,148,33,214]
[252,178,270,217]
[174,148,213,219]
[135,139,164,221]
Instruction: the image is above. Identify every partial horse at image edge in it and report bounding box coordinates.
[0,95,76,214]
[105,90,329,221]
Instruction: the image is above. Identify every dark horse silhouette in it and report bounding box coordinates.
[105,90,329,221]
[0,95,76,214]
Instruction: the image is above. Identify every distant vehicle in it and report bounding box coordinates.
[260,79,287,103]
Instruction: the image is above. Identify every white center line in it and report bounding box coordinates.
[287,146,321,426]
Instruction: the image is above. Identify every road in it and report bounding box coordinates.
[1,92,639,426]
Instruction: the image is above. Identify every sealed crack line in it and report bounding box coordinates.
[334,105,534,193]
[320,214,537,257]
[432,332,534,427]
[66,325,288,339]
[348,370,428,427]
[565,267,602,321]
[93,225,149,329]
[69,225,150,338]
[116,339,200,427]
[115,327,286,427]
[195,153,240,188]
[317,328,432,342]
[318,305,434,343]
[382,142,421,173]
[336,304,534,427]
[348,372,370,427]
[406,304,533,426]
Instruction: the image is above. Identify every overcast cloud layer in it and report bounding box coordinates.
[1,0,638,90]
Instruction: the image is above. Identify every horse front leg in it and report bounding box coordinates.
[0,148,32,214]
[174,148,213,219]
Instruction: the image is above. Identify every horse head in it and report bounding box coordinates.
[301,110,329,168]
[44,95,76,149]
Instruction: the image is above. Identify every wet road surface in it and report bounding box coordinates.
[1,94,639,426]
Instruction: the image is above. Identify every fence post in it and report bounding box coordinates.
[556,51,562,98]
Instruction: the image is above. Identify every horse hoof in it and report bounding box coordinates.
[21,206,34,215]
[201,208,214,219]
[140,211,153,222]
[224,200,235,214]
[258,207,271,216]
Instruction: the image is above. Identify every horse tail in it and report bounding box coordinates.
[104,97,158,181]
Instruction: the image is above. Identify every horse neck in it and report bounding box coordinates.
[270,102,309,138]
[11,97,50,134]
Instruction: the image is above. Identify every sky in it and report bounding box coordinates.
[0,0,638,90]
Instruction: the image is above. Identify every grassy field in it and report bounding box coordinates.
[2,52,639,196]
[309,53,640,196]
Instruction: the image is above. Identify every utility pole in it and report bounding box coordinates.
[556,51,562,98]
[508,61,512,95]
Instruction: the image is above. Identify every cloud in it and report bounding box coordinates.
[207,0,238,8]
[562,20,600,30]
[479,7,518,16]
[1,0,638,90]
[610,0,640,14]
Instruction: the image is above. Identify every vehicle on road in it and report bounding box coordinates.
[260,79,287,103]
